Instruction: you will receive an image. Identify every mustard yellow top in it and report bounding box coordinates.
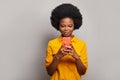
[45,35,88,80]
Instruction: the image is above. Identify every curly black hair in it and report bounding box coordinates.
[50,3,83,30]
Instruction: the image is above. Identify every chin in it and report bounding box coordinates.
[62,34,71,37]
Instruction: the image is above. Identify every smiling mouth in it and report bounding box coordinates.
[64,32,70,36]
[62,32,71,37]
[64,32,69,34]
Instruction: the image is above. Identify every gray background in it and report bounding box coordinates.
[0,0,120,80]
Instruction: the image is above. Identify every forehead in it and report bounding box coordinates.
[60,17,74,24]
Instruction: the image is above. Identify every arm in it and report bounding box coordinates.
[46,54,61,76]
[75,56,87,75]
[67,43,88,75]
[46,45,67,76]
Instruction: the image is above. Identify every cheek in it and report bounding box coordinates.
[59,28,64,32]
[59,28,64,33]
[69,27,74,31]
[69,25,74,30]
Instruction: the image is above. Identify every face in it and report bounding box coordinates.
[59,17,74,37]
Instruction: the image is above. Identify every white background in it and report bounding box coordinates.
[0,0,120,80]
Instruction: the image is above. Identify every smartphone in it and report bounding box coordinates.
[62,37,71,47]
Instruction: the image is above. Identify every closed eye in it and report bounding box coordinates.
[60,25,65,28]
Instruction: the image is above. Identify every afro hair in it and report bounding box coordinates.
[50,3,83,30]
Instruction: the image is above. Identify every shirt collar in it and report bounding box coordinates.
[58,34,77,42]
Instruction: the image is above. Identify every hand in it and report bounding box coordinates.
[65,44,80,60]
[56,43,67,59]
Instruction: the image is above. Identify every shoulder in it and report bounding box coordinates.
[47,37,60,46]
[75,36,86,44]
[74,37,87,47]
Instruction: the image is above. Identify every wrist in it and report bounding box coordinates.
[75,55,80,60]
[54,54,61,60]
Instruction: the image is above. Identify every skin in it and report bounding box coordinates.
[47,17,87,76]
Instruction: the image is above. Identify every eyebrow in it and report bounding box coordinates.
[60,24,74,25]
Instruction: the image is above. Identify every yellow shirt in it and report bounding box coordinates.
[45,35,88,80]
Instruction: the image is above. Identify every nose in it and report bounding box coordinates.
[64,26,68,30]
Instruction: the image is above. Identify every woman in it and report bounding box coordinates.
[45,3,88,80]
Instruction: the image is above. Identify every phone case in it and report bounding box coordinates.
[62,37,71,47]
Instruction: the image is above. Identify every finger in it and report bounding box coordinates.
[69,43,73,47]
[65,45,71,48]
[62,48,68,53]
[63,52,67,56]
[62,43,66,47]
[64,49,71,52]
[60,48,63,51]
[64,50,70,53]
[61,48,65,53]
[64,46,72,51]
[70,44,75,50]
[69,52,73,56]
